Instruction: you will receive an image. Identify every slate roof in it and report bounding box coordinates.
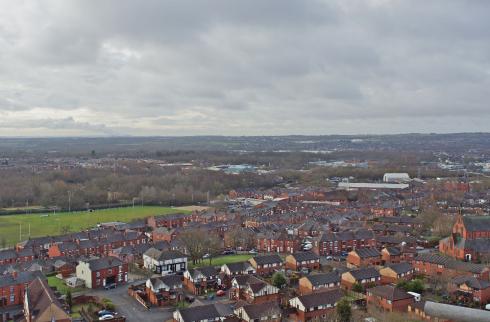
[463,216,490,232]
[305,272,340,286]
[83,256,122,271]
[224,261,253,273]
[241,301,281,319]
[415,254,488,274]
[0,271,44,288]
[0,249,17,260]
[296,289,343,309]
[291,251,320,262]
[385,262,413,275]
[348,267,380,280]
[150,275,183,289]
[25,277,70,321]
[178,303,233,322]
[453,276,490,290]
[144,248,186,261]
[251,254,282,265]
[367,285,414,301]
[354,248,380,258]
[383,247,401,256]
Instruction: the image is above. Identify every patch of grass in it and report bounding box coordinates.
[190,254,253,268]
[48,276,84,295]
[0,206,189,246]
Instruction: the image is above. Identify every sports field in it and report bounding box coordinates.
[0,206,189,247]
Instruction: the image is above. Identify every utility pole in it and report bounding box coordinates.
[28,224,31,238]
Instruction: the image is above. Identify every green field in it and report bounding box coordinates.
[0,206,189,247]
[190,254,253,268]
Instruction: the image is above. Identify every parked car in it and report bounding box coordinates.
[326,256,333,260]
[203,253,210,259]
[185,295,195,303]
[98,310,114,317]
[99,314,114,321]
[104,283,116,290]
[222,250,236,255]
[249,249,258,254]
[216,290,226,297]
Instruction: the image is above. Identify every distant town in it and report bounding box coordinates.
[0,135,489,322]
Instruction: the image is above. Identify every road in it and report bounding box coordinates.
[87,281,174,322]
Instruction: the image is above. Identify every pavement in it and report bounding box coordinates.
[87,280,174,322]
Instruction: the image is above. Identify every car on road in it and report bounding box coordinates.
[98,310,114,317]
[104,283,117,290]
[203,253,210,259]
[216,290,226,297]
[99,314,114,320]
[249,249,258,254]
[185,295,195,303]
[222,249,236,255]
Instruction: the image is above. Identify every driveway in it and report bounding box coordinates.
[87,281,174,322]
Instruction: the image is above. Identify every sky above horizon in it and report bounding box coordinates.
[0,0,489,137]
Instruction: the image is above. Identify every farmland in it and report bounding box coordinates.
[0,206,189,247]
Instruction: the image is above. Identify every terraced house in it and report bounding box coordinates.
[319,229,375,256]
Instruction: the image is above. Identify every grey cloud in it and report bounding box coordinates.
[0,0,489,136]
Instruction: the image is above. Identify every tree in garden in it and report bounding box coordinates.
[271,272,287,288]
[337,297,352,322]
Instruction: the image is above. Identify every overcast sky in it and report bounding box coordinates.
[0,0,489,136]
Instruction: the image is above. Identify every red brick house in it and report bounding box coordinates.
[183,266,221,295]
[347,248,382,268]
[285,251,320,272]
[0,249,18,265]
[289,289,343,322]
[152,227,177,242]
[0,271,44,309]
[379,262,415,284]
[145,275,183,306]
[230,275,280,304]
[450,275,490,305]
[234,301,282,322]
[319,229,375,256]
[298,272,341,295]
[366,285,415,312]
[23,276,71,322]
[341,267,381,291]
[256,233,301,254]
[249,254,283,276]
[412,254,490,280]
[76,256,128,289]
[147,213,191,229]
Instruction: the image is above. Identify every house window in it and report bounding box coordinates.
[10,295,15,303]
[96,272,100,277]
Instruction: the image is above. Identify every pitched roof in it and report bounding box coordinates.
[415,254,488,274]
[367,285,414,301]
[25,277,70,321]
[251,254,282,265]
[178,303,232,322]
[82,256,122,271]
[305,272,340,286]
[385,262,413,275]
[353,248,380,258]
[453,276,490,290]
[291,251,320,262]
[144,248,186,261]
[240,301,281,319]
[0,271,44,288]
[348,267,380,280]
[224,261,253,273]
[463,216,490,232]
[296,289,343,309]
